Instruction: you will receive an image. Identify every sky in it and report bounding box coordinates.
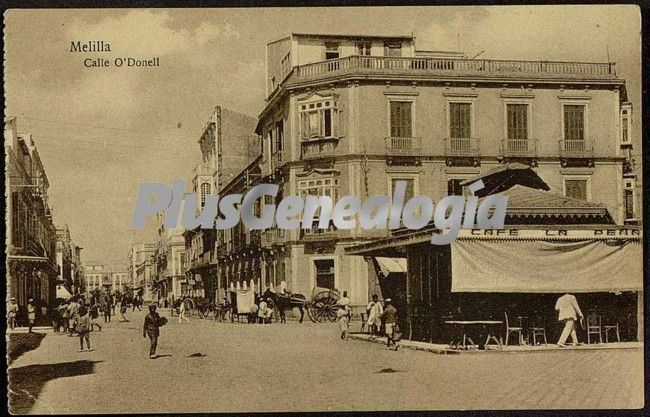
[4,6,642,265]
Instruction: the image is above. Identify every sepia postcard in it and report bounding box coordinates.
[4,5,645,414]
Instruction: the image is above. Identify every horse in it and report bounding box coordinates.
[262,288,307,323]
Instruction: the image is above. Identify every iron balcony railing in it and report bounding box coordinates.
[444,137,481,157]
[500,138,537,158]
[559,139,593,158]
[294,55,616,80]
[385,136,422,156]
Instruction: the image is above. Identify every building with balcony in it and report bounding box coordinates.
[6,117,59,315]
[128,242,156,300]
[255,32,637,308]
[183,106,259,302]
[214,156,263,302]
[152,212,186,304]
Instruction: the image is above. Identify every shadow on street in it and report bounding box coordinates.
[8,360,103,414]
[8,333,47,365]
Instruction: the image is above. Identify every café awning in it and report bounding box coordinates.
[451,238,642,293]
[56,285,72,299]
[375,257,407,275]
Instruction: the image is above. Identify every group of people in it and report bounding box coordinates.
[249,297,274,324]
[6,297,45,333]
[335,291,400,350]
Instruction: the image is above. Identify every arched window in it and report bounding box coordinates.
[200,182,211,208]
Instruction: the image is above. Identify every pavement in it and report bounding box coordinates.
[7,308,644,413]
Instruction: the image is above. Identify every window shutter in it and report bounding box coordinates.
[332,108,339,138]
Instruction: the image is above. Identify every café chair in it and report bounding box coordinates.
[586,312,603,344]
[504,312,523,346]
[360,312,367,333]
[527,317,548,346]
[603,321,621,343]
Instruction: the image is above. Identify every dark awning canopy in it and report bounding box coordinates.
[460,162,550,197]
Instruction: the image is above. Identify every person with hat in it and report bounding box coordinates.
[143,304,166,359]
[380,299,399,351]
[7,297,18,330]
[27,299,36,333]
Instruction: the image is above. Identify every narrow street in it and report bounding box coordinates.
[8,309,644,413]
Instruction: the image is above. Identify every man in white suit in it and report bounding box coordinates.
[555,293,584,347]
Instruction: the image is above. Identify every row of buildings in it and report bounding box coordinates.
[128,33,641,337]
[6,118,85,319]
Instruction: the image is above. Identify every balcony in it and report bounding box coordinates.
[287,56,617,90]
[559,139,594,159]
[500,138,537,159]
[444,137,481,157]
[385,137,422,156]
[300,221,338,241]
[301,138,338,159]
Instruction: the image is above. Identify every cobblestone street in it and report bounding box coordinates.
[8,309,644,413]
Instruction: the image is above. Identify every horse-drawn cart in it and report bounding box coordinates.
[264,287,341,323]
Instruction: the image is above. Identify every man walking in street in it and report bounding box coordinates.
[76,305,91,352]
[366,294,383,337]
[143,304,165,359]
[119,296,129,322]
[380,299,399,351]
[27,299,36,333]
[7,297,18,330]
[178,298,190,323]
[555,293,584,347]
[67,299,80,336]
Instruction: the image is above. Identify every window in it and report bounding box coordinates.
[200,182,211,208]
[564,105,585,141]
[447,179,466,196]
[390,101,412,138]
[356,42,371,55]
[299,99,339,140]
[384,41,402,57]
[325,42,340,60]
[564,179,588,201]
[624,179,635,220]
[391,178,415,201]
[298,176,340,201]
[275,120,284,159]
[449,102,471,139]
[314,259,335,289]
[621,106,632,145]
[507,104,528,140]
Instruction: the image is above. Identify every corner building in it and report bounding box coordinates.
[255,33,636,309]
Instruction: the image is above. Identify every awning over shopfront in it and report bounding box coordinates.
[376,257,407,275]
[56,285,72,299]
[451,237,642,293]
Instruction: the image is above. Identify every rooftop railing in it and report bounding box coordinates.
[293,55,616,81]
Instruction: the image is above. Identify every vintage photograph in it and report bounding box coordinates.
[4,5,644,413]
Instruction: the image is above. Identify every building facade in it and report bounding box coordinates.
[6,118,59,316]
[254,32,637,308]
[183,106,259,302]
[128,243,156,300]
[152,212,186,304]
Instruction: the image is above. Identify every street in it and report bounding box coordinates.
[8,308,644,413]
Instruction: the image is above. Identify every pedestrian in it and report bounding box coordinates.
[178,299,190,323]
[337,304,350,341]
[258,298,270,324]
[119,297,129,322]
[60,302,70,334]
[143,304,167,359]
[89,303,102,332]
[67,299,80,336]
[339,291,351,309]
[76,305,91,352]
[51,302,60,332]
[27,299,36,333]
[7,297,18,330]
[103,301,112,323]
[366,294,383,336]
[555,293,584,347]
[380,299,399,351]
[110,294,116,315]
